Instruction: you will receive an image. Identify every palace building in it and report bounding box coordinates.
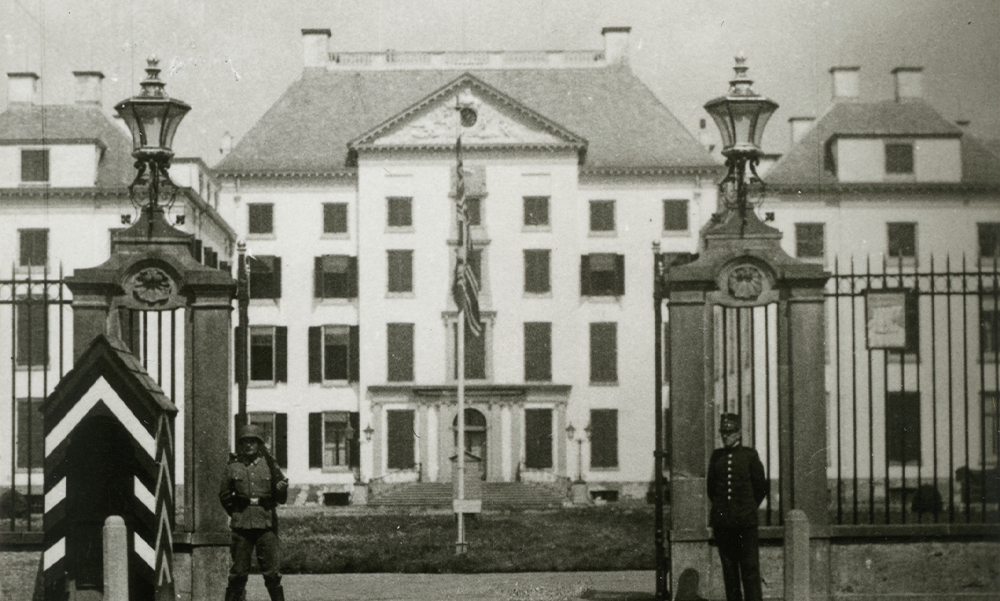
[214,27,720,504]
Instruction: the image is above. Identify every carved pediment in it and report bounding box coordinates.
[352,74,586,150]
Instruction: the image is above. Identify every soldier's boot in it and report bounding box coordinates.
[264,576,285,601]
[224,576,248,601]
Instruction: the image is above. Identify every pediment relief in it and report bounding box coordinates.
[356,78,584,149]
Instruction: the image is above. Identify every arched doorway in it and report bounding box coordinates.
[453,408,487,479]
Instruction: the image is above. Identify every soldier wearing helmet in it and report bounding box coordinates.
[220,423,289,601]
[707,412,768,601]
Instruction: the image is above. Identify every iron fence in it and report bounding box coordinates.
[827,255,999,526]
[1,268,187,537]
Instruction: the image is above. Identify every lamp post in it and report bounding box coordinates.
[703,54,778,236]
[114,57,191,233]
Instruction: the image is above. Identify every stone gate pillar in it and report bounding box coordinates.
[666,210,830,599]
[66,206,235,601]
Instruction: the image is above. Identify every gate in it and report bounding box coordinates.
[827,256,999,526]
[713,303,781,526]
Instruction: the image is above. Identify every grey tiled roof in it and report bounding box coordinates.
[0,104,135,187]
[766,100,1000,188]
[215,67,718,175]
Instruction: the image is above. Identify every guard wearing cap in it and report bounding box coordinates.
[220,423,289,601]
[707,412,768,601]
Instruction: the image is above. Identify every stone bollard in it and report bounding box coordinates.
[104,515,129,601]
[784,509,810,601]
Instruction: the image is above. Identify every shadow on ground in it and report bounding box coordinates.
[579,590,655,601]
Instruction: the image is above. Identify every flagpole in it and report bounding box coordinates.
[456,308,467,555]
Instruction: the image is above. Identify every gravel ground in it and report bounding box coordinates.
[243,571,656,601]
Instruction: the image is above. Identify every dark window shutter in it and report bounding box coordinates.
[275,413,288,468]
[387,323,414,382]
[275,326,288,383]
[308,326,322,383]
[234,326,245,384]
[524,322,552,382]
[349,412,360,468]
[314,257,324,298]
[348,325,360,382]
[590,409,618,468]
[348,256,358,298]
[614,254,625,295]
[580,255,591,296]
[308,413,322,468]
[273,257,282,298]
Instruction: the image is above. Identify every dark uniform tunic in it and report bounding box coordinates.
[707,444,768,601]
[220,453,288,601]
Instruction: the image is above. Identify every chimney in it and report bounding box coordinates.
[829,66,860,101]
[220,131,233,157]
[73,71,104,106]
[892,67,923,101]
[302,29,331,70]
[788,117,816,146]
[601,26,631,66]
[7,72,39,105]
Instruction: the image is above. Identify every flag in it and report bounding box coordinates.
[452,137,483,337]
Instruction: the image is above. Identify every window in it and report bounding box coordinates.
[979,223,1000,260]
[21,149,49,183]
[309,412,359,470]
[387,323,414,382]
[387,409,415,469]
[323,203,348,234]
[524,196,549,227]
[981,301,999,356]
[16,298,48,367]
[249,256,281,299]
[524,409,553,469]
[387,250,413,293]
[590,322,618,384]
[453,320,487,380]
[985,393,999,466]
[16,399,43,470]
[886,391,920,463]
[387,197,412,227]
[524,250,550,294]
[467,249,483,286]
[795,223,825,259]
[581,254,625,296]
[309,325,360,383]
[248,203,274,234]
[314,255,358,299]
[589,200,615,232]
[887,223,916,261]
[885,143,914,174]
[247,326,287,383]
[465,197,482,227]
[663,200,689,232]
[524,322,552,382]
[19,229,48,267]
[245,412,288,468]
[590,409,619,468]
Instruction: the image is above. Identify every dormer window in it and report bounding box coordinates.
[21,149,49,183]
[885,143,914,174]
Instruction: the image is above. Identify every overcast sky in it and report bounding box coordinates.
[2,0,998,165]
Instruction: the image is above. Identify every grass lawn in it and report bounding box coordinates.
[279,503,660,574]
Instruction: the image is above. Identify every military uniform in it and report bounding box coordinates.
[220,424,289,601]
[707,413,768,601]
